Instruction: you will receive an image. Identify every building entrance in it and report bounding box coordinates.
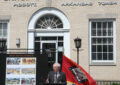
[28,9,70,72]
[34,36,64,71]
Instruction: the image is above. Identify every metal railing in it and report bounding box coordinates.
[0,48,59,54]
[96,80,120,85]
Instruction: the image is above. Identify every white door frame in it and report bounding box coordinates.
[28,32,70,58]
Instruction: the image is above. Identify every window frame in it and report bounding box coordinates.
[89,19,116,65]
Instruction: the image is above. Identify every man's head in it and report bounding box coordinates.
[53,63,61,72]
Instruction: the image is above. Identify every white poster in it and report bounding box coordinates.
[6,57,36,85]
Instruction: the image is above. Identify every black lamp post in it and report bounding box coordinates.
[74,37,81,65]
[0,39,6,53]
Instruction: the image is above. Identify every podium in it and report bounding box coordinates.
[36,53,48,85]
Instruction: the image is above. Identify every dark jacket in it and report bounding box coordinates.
[47,71,66,84]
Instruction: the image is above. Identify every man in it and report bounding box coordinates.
[46,63,66,84]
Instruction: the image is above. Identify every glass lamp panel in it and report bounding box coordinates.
[0,23,2,36]
[92,53,96,60]
[3,23,7,37]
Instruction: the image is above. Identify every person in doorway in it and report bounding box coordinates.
[46,63,66,84]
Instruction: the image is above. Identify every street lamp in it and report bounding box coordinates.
[0,39,6,53]
[74,37,81,65]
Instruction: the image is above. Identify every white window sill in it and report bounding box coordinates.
[90,62,116,66]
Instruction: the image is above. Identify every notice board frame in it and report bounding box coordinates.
[0,53,48,85]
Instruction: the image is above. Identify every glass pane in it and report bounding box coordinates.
[103,22,107,29]
[35,37,40,41]
[103,30,107,36]
[97,53,102,60]
[97,38,102,44]
[108,38,113,44]
[103,53,107,60]
[97,22,101,29]
[34,42,40,53]
[58,52,63,66]
[92,53,96,60]
[108,45,113,52]
[103,45,107,52]
[92,22,96,29]
[58,37,63,40]
[42,37,57,40]
[0,23,2,36]
[92,30,96,36]
[103,38,107,44]
[92,38,96,44]
[108,53,113,60]
[108,22,113,29]
[58,42,63,46]
[35,14,63,29]
[42,43,56,59]
[97,45,102,52]
[108,30,113,36]
[92,45,96,52]
[3,23,7,37]
[97,30,102,36]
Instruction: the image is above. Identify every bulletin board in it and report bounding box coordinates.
[0,54,48,85]
[6,57,36,85]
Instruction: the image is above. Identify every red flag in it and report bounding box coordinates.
[62,55,97,85]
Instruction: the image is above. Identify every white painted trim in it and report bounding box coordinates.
[35,32,64,36]
[28,29,70,33]
[64,32,70,58]
[113,20,116,63]
[28,32,35,52]
[7,21,10,49]
[89,21,92,64]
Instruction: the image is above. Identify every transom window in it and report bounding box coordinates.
[35,14,63,29]
[90,19,115,62]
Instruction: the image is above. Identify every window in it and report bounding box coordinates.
[0,20,8,51]
[90,19,115,62]
[0,21,8,38]
[35,14,63,29]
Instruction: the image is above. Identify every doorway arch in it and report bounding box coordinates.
[28,8,70,60]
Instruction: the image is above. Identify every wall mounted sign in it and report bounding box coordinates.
[61,1,118,7]
[3,0,39,7]
[61,2,93,6]
[2,0,118,7]
[98,1,117,6]
[13,3,37,7]
[4,0,39,1]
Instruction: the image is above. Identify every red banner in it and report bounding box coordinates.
[62,55,97,85]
